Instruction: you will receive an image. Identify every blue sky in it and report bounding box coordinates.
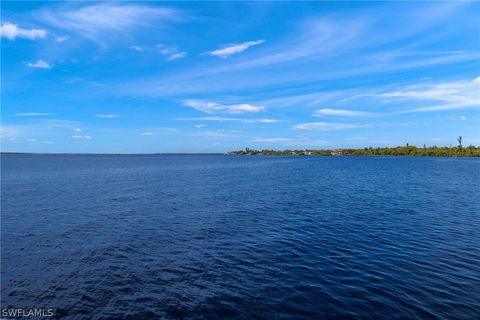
[1,1,479,153]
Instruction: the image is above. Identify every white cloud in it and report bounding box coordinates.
[14,112,53,117]
[383,76,480,113]
[1,122,81,144]
[252,118,277,123]
[194,124,207,128]
[96,114,119,118]
[206,40,264,58]
[130,45,144,52]
[72,135,92,140]
[130,44,186,60]
[183,99,264,114]
[157,44,187,61]
[26,60,52,69]
[294,122,360,131]
[167,52,187,61]
[55,36,69,43]
[0,22,47,40]
[314,108,374,117]
[294,120,424,131]
[116,2,478,98]
[251,137,296,143]
[73,128,82,132]
[177,116,277,123]
[37,4,180,45]
[442,115,468,121]
[141,132,156,136]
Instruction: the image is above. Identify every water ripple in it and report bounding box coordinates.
[1,155,479,319]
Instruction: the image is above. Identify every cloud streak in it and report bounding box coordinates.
[26,60,52,69]
[183,99,264,114]
[0,22,47,40]
[37,3,181,45]
[14,113,53,117]
[384,76,480,113]
[206,40,264,58]
[314,109,375,117]
[116,2,478,98]
[294,122,361,131]
[177,116,277,123]
[96,114,119,118]
[72,135,92,140]
[251,137,296,143]
[157,44,187,61]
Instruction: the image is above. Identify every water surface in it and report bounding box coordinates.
[1,155,479,319]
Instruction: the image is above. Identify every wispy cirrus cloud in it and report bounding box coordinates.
[251,137,296,143]
[96,114,119,118]
[130,45,144,52]
[130,44,187,60]
[0,22,47,40]
[157,44,187,61]
[182,99,264,114]
[165,51,186,61]
[2,121,83,145]
[294,122,361,131]
[294,120,425,131]
[71,128,91,140]
[382,76,480,113]
[36,3,181,45]
[26,60,52,69]
[314,108,375,117]
[72,135,92,140]
[0,135,55,145]
[177,116,277,123]
[55,35,69,43]
[14,112,53,117]
[266,75,479,117]
[206,40,264,58]
[117,2,477,98]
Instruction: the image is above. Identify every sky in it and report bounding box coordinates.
[1,1,479,153]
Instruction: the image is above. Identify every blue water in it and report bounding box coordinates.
[1,154,480,319]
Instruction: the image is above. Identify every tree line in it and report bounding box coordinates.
[230,137,480,157]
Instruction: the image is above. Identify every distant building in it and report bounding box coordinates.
[330,150,344,156]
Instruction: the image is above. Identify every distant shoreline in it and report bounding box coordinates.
[228,145,480,157]
[1,151,480,158]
